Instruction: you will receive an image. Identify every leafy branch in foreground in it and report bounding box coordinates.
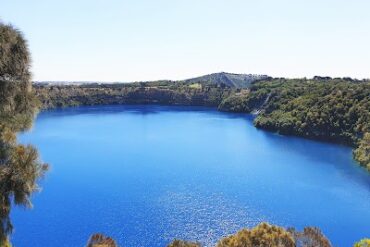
[0,22,48,245]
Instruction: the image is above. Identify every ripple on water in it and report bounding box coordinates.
[155,186,271,247]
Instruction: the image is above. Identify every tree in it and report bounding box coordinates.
[168,240,201,247]
[86,233,118,247]
[288,227,332,247]
[353,133,370,170]
[0,22,48,245]
[89,223,338,247]
[216,223,295,247]
[354,239,370,247]
[0,22,39,132]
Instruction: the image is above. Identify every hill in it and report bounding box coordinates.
[184,72,270,88]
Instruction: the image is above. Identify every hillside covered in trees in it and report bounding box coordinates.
[34,81,235,109]
[219,78,370,170]
[34,77,370,171]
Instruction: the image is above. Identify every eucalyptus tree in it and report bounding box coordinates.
[0,22,48,245]
[216,223,295,247]
[86,234,118,247]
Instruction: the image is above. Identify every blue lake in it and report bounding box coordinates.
[12,105,370,247]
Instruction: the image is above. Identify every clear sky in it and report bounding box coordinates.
[1,0,370,81]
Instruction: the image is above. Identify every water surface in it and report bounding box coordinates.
[12,105,370,246]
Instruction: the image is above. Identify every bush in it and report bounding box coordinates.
[168,240,201,247]
[86,233,118,247]
[216,223,295,247]
[354,239,370,247]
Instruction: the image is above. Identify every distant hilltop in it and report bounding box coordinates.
[33,72,270,88]
[184,72,270,88]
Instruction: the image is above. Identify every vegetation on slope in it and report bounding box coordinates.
[0,22,48,246]
[252,78,369,145]
[217,90,252,112]
[353,133,370,170]
[34,81,234,109]
[35,77,369,170]
[89,223,334,247]
[220,78,370,170]
[33,72,270,109]
[184,72,270,88]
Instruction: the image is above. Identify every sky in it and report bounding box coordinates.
[1,0,370,81]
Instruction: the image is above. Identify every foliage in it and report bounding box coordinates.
[220,78,369,169]
[35,77,370,170]
[0,23,30,82]
[85,224,367,247]
[86,233,118,247]
[34,81,233,109]
[167,240,201,247]
[251,79,369,169]
[288,227,331,247]
[0,22,47,245]
[216,223,295,247]
[167,224,334,247]
[0,239,12,247]
[252,78,370,146]
[189,83,202,89]
[218,90,252,112]
[0,22,39,132]
[354,239,370,247]
[353,133,370,170]
[84,224,337,247]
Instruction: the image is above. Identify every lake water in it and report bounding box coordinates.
[12,105,370,247]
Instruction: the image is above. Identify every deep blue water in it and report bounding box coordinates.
[12,105,370,247]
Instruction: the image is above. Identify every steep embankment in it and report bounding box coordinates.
[34,72,268,109]
[220,78,370,170]
[34,82,234,109]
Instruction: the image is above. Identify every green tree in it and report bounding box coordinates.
[0,22,48,245]
[167,240,201,247]
[86,233,118,247]
[216,223,295,247]
[353,133,370,170]
[354,239,370,247]
[288,227,332,247]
